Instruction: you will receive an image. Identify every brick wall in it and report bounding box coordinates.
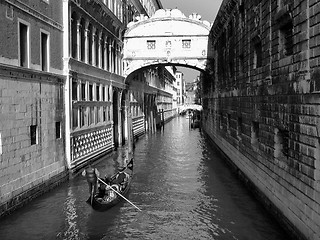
[202,0,320,239]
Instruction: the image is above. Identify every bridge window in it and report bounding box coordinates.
[182,39,191,49]
[147,40,156,49]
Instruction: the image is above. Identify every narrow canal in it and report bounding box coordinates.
[0,116,291,240]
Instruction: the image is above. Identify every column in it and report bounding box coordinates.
[104,37,108,70]
[98,32,102,68]
[84,20,89,64]
[76,18,81,61]
[92,26,96,66]
[110,41,114,73]
[108,39,112,72]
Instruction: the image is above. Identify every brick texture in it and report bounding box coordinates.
[202,0,320,239]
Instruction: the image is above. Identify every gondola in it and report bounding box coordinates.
[86,158,134,211]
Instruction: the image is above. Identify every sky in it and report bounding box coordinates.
[160,0,223,81]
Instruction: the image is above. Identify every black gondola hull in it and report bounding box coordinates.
[86,175,132,211]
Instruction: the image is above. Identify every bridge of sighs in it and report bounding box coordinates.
[123,9,212,77]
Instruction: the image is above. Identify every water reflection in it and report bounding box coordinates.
[0,116,290,240]
[57,187,80,239]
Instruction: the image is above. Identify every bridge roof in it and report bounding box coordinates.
[180,104,203,112]
[125,9,211,37]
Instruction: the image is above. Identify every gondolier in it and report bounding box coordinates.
[82,164,100,196]
[86,157,140,211]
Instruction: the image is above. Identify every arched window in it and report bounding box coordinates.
[80,18,86,62]
[106,38,110,71]
[95,29,100,67]
[88,24,93,65]
[71,12,78,58]
[101,34,105,69]
[113,42,116,73]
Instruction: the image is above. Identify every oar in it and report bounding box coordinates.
[90,186,94,205]
[98,177,142,211]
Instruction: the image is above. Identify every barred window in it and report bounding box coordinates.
[30,125,37,145]
[147,40,156,49]
[56,122,61,139]
[279,24,293,57]
[253,41,262,68]
[182,39,191,48]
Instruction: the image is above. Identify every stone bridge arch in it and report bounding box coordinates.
[123,9,212,77]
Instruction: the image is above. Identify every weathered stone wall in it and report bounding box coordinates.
[0,0,66,216]
[202,0,320,239]
[0,66,67,217]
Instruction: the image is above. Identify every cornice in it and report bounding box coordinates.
[5,0,63,31]
[0,63,65,84]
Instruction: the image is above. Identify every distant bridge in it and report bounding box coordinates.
[178,104,203,113]
[123,9,212,77]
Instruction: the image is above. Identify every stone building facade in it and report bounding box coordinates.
[0,0,170,217]
[202,0,320,239]
[62,0,163,171]
[0,0,66,216]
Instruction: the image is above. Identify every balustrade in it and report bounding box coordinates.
[71,126,113,164]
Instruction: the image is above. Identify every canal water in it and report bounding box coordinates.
[0,116,291,240]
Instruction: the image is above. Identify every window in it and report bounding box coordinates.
[182,39,191,49]
[72,80,78,101]
[147,40,156,49]
[253,40,262,68]
[102,86,105,101]
[72,108,78,128]
[237,116,243,138]
[19,21,29,67]
[89,84,93,101]
[80,107,85,127]
[81,83,86,101]
[275,128,289,158]
[96,85,100,101]
[71,12,77,59]
[30,125,37,145]
[251,121,260,145]
[103,107,107,121]
[55,122,61,139]
[279,24,293,57]
[41,31,49,71]
[90,107,94,125]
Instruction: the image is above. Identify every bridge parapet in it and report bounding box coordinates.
[123,9,213,76]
